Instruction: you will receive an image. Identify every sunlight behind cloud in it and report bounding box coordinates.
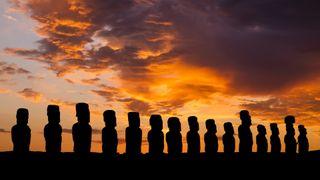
[1,0,320,153]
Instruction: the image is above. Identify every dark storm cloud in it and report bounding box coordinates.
[6,0,320,95]
[161,0,320,94]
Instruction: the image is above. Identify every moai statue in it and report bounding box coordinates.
[223,122,235,154]
[238,110,253,154]
[204,119,218,155]
[72,103,92,156]
[125,112,142,156]
[148,114,164,156]
[187,116,200,156]
[284,115,297,155]
[166,117,182,156]
[102,110,118,156]
[270,123,281,154]
[44,105,62,155]
[256,124,268,154]
[298,125,309,154]
[12,108,31,154]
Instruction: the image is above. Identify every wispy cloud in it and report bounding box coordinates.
[62,128,101,134]
[0,61,30,75]
[3,14,17,21]
[27,75,44,80]
[0,128,10,133]
[79,138,149,145]
[115,138,149,145]
[92,140,101,144]
[49,99,76,107]
[241,88,320,126]
[61,128,72,134]
[82,78,100,85]
[0,88,10,94]
[125,98,153,116]
[91,84,125,102]
[18,88,42,102]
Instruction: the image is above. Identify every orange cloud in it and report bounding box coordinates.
[241,87,320,126]
[91,85,122,102]
[49,99,76,108]
[0,88,10,94]
[3,0,320,154]
[6,0,320,123]
[27,75,44,80]
[95,60,228,115]
[82,77,100,85]
[18,88,42,102]
[0,61,30,75]
[68,0,92,15]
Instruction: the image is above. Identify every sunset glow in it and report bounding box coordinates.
[1,0,320,153]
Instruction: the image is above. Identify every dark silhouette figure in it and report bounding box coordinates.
[256,125,268,154]
[270,123,281,154]
[125,112,142,156]
[223,122,235,154]
[298,125,309,154]
[284,115,297,155]
[44,105,62,155]
[166,117,182,156]
[72,103,92,155]
[204,119,218,155]
[147,114,164,156]
[238,110,253,154]
[102,110,118,156]
[11,108,31,154]
[187,116,200,155]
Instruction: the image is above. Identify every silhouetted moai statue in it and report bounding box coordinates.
[44,105,62,155]
[72,103,92,156]
[125,112,142,156]
[238,110,253,154]
[204,119,218,155]
[102,110,118,156]
[270,123,281,154]
[256,124,268,154]
[148,114,164,156]
[284,115,297,155]
[166,117,182,156]
[187,116,200,156]
[223,122,235,154]
[298,125,309,154]
[11,108,31,154]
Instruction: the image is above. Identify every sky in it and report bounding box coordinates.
[1,0,320,153]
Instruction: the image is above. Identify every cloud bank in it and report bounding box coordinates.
[5,0,320,120]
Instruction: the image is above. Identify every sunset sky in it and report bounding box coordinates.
[1,0,320,153]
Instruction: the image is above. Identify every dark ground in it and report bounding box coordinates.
[0,151,319,178]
